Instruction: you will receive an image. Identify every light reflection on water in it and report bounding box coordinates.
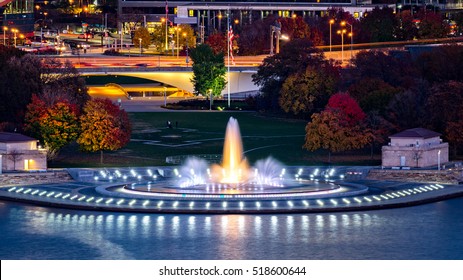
[1,198,463,259]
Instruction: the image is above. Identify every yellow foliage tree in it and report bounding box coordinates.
[77,98,131,164]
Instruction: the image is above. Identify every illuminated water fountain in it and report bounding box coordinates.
[176,117,286,191]
[83,117,374,213]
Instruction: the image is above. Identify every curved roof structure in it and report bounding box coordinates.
[0,0,14,8]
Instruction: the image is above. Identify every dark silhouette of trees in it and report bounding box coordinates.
[359,6,398,43]
[415,44,463,84]
[348,78,400,117]
[416,10,449,39]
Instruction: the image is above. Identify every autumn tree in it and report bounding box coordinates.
[425,81,463,134]
[350,50,416,89]
[253,38,329,110]
[189,43,227,99]
[133,26,151,49]
[279,16,310,40]
[25,95,80,159]
[279,64,339,117]
[77,98,131,164]
[414,44,463,84]
[206,33,227,54]
[416,10,449,39]
[347,77,400,116]
[359,6,398,42]
[395,10,418,40]
[239,15,277,55]
[303,93,372,162]
[386,85,428,131]
[0,53,42,127]
[24,96,80,158]
[446,121,463,156]
[326,92,366,125]
[40,58,90,111]
[319,8,356,45]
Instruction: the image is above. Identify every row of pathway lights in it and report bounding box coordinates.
[92,168,347,182]
[94,169,159,181]
[5,184,446,210]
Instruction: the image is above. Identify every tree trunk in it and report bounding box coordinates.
[100,150,104,164]
[328,150,331,164]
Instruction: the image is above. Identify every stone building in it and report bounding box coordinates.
[382,128,449,168]
[0,132,47,173]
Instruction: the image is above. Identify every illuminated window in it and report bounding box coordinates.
[354,12,359,18]
[189,10,194,17]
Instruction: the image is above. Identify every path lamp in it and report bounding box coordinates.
[438,150,441,171]
[209,89,213,111]
[341,21,353,60]
[329,19,334,52]
[337,29,346,63]
[3,27,7,46]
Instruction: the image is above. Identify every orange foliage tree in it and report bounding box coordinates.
[77,98,131,164]
[303,93,372,162]
[24,95,79,159]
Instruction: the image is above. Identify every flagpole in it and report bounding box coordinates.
[227,7,230,108]
[165,1,168,51]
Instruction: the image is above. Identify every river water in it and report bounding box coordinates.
[1,198,462,260]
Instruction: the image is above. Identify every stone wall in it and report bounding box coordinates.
[0,170,74,186]
[367,168,463,184]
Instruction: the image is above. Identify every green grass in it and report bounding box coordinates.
[50,112,381,168]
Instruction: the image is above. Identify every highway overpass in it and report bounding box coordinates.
[79,66,259,97]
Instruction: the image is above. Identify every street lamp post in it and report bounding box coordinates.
[12,29,18,47]
[337,29,346,63]
[175,25,181,58]
[329,19,334,52]
[163,86,167,106]
[183,32,189,67]
[164,18,168,51]
[3,27,7,46]
[341,21,353,60]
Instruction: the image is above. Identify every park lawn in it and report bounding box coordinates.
[50,112,381,168]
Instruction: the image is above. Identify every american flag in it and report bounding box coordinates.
[228,26,235,65]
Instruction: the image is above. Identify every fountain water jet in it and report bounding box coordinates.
[211,117,250,184]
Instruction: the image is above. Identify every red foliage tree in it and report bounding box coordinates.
[206,33,227,54]
[326,92,366,126]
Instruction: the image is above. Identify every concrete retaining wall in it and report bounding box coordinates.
[0,170,73,186]
[367,169,463,184]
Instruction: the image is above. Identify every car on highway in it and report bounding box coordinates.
[77,33,94,39]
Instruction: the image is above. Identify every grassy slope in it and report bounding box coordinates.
[50,112,381,168]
